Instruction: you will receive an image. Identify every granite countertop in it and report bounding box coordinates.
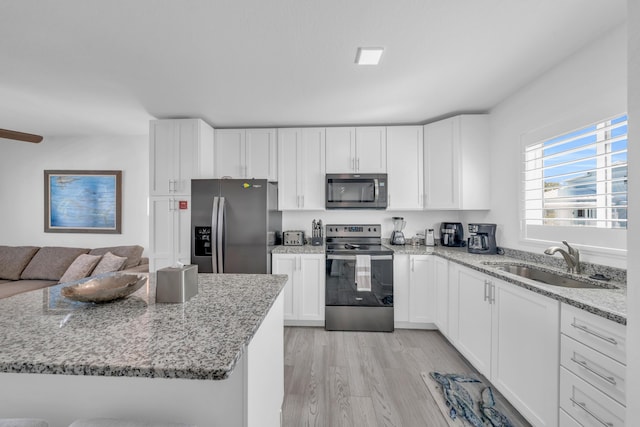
[385,244,627,325]
[0,273,287,380]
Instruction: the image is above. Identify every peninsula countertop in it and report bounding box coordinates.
[0,273,287,380]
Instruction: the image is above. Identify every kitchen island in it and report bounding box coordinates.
[0,273,287,427]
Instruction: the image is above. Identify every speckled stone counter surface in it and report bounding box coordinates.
[385,244,627,325]
[0,273,287,380]
[272,244,325,254]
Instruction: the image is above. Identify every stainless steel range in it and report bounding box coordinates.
[325,224,394,332]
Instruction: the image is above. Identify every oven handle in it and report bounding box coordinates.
[327,254,393,261]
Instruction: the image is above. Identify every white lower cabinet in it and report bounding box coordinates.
[560,368,624,427]
[393,254,436,328]
[559,303,626,426]
[448,263,560,427]
[433,256,449,336]
[448,263,493,375]
[491,277,560,427]
[149,196,191,272]
[272,254,325,326]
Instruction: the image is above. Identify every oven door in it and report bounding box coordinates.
[325,174,387,209]
[325,254,393,307]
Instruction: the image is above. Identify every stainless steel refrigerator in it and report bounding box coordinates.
[191,179,281,274]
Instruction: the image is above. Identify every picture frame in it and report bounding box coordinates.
[44,170,122,234]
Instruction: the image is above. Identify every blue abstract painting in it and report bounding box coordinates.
[45,170,121,233]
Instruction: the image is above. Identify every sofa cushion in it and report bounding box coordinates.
[21,247,89,281]
[89,245,143,269]
[0,279,58,300]
[59,254,102,283]
[0,246,40,280]
[92,252,127,275]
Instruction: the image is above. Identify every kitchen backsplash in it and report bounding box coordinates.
[282,210,462,241]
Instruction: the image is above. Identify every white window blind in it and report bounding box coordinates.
[523,114,627,229]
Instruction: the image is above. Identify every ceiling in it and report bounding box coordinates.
[0,0,627,137]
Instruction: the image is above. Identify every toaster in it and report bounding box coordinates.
[283,230,305,246]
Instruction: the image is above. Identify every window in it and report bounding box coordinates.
[523,114,628,230]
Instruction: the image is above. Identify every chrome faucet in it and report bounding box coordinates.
[544,241,580,274]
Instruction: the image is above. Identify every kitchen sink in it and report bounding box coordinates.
[482,262,615,289]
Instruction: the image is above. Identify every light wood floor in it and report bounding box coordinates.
[282,327,531,427]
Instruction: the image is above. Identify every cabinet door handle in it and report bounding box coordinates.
[490,283,495,304]
[168,180,174,192]
[351,157,355,171]
[483,280,490,302]
[356,158,360,171]
[569,398,614,427]
[571,322,618,345]
[411,258,415,272]
[570,357,617,385]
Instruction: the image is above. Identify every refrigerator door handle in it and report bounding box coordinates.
[216,197,225,273]
[211,197,220,273]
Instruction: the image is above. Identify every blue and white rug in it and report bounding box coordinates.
[421,372,515,427]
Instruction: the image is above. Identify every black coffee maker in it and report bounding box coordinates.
[467,223,498,254]
[440,222,465,247]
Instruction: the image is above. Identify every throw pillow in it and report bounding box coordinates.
[59,254,102,283]
[92,251,127,275]
[0,246,40,280]
[89,245,143,269]
[20,247,90,281]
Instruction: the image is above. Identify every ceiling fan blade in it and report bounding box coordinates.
[0,128,43,143]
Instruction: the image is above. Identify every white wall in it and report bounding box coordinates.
[283,210,461,242]
[464,26,628,267]
[625,0,639,422]
[0,135,149,252]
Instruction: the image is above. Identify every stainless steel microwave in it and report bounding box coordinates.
[326,174,387,209]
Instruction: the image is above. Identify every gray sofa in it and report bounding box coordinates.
[0,245,149,300]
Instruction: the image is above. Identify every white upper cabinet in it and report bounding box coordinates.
[325,126,386,173]
[277,128,326,210]
[150,119,214,196]
[386,126,424,209]
[214,129,277,180]
[423,115,490,209]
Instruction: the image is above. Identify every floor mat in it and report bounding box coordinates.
[421,372,515,427]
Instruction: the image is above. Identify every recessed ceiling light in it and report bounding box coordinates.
[355,47,384,65]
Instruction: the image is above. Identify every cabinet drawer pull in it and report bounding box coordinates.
[571,322,618,345]
[569,398,614,427]
[571,357,617,385]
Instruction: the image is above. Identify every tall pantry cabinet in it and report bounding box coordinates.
[149,119,214,271]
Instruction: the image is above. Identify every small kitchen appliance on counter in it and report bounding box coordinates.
[390,217,406,245]
[440,222,465,247]
[467,223,498,254]
[283,230,305,246]
[425,229,435,246]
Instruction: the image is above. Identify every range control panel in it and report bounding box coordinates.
[325,224,380,238]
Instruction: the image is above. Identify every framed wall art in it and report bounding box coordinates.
[44,170,122,234]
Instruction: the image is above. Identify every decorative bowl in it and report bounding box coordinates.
[61,274,147,303]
